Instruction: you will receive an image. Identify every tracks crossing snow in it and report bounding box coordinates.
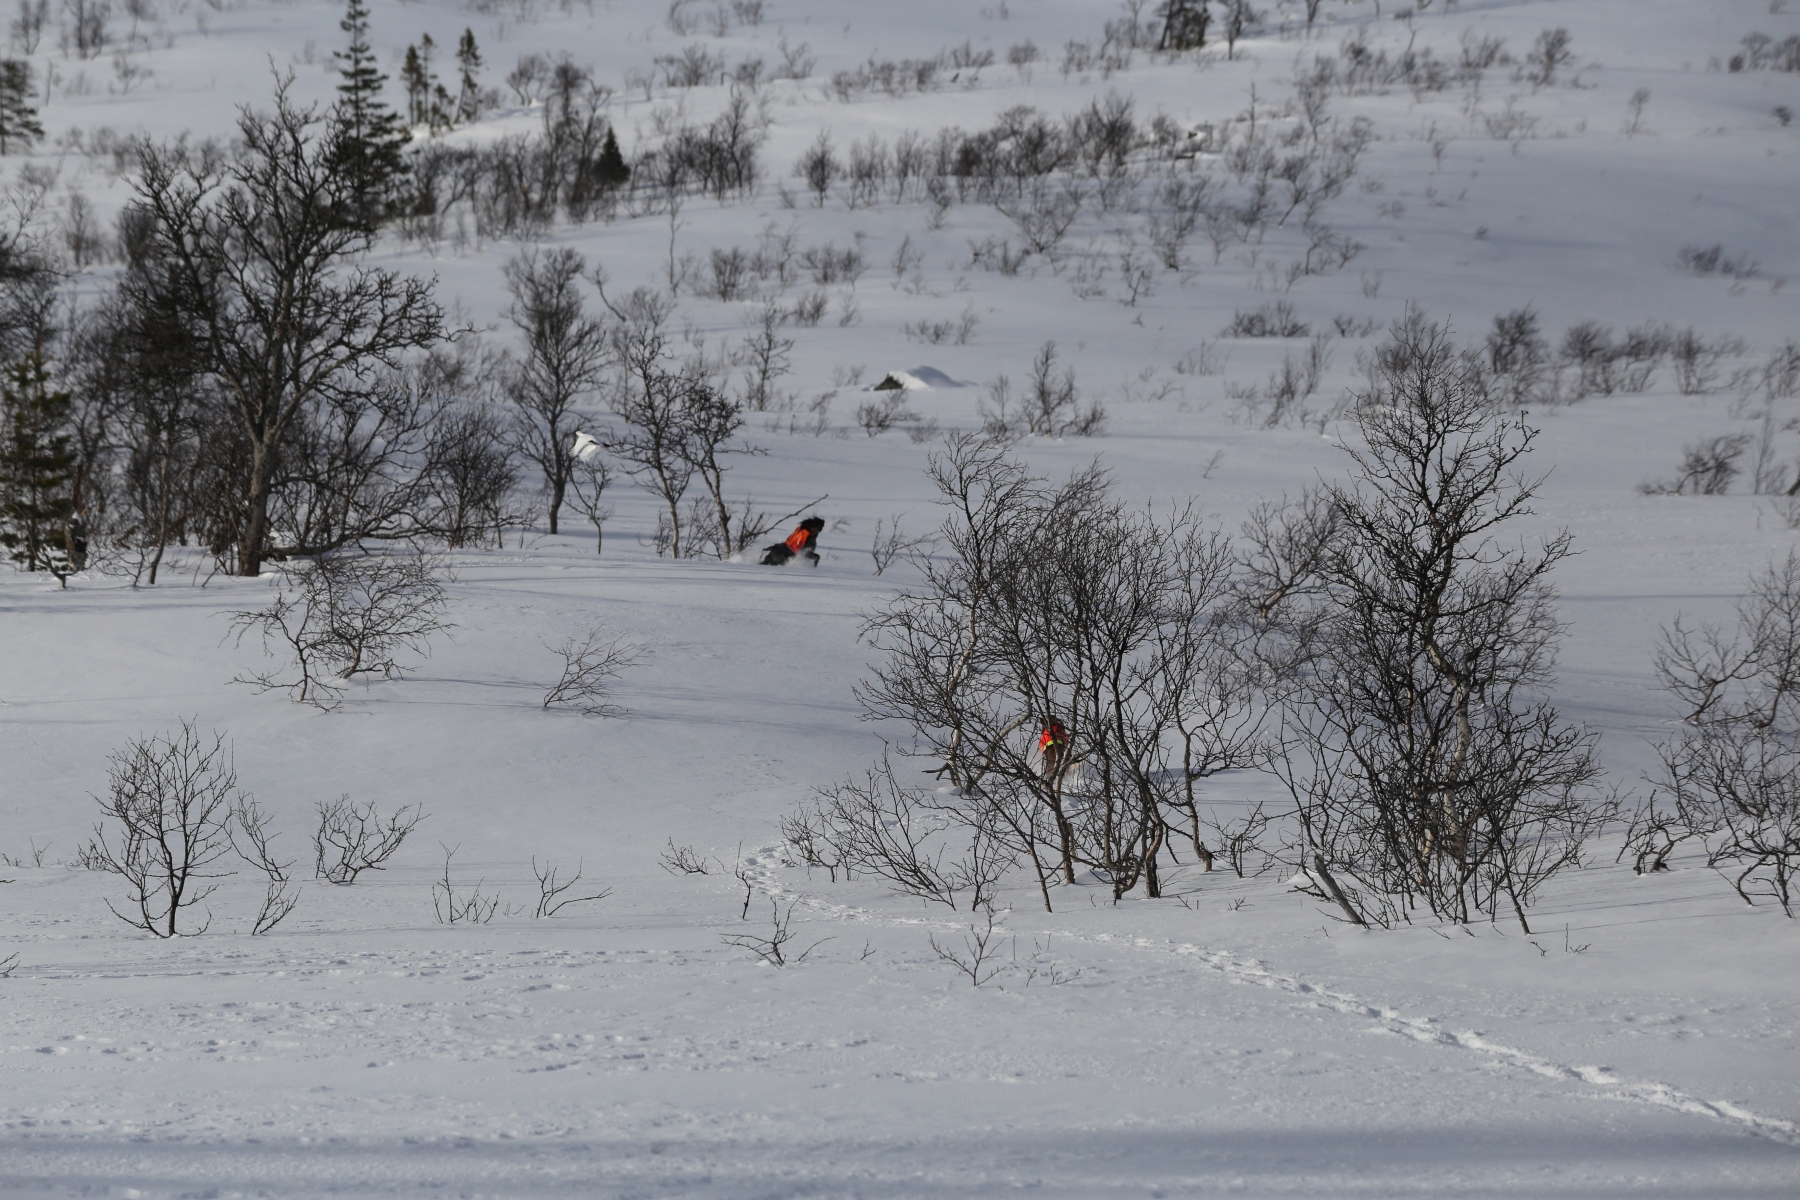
[741,847,1800,1148]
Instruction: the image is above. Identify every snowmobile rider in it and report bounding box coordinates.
[759,516,825,567]
[1040,722,1069,783]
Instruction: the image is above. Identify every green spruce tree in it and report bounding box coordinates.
[0,59,45,155]
[400,34,438,129]
[330,0,410,225]
[455,28,482,125]
[0,354,77,580]
[595,126,630,190]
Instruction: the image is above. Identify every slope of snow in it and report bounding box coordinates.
[4,0,1800,1195]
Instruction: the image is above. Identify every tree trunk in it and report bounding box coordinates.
[239,439,274,576]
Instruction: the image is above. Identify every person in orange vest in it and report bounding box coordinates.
[759,516,824,566]
[1039,722,1069,783]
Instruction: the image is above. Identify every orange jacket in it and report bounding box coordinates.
[786,526,816,553]
[1040,724,1068,750]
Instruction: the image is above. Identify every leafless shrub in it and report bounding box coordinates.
[1223,301,1308,338]
[0,839,51,869]
[1655,551,1800,728]
[660,838,710,875]
[1754,341,1800,401]
[856,391,919,437]
[313,796,424,884]
[11,0,47,55]
[542,630,640,716]
[1481,98,1540,145]
[981,341,1107,439]
[83,721,239,937]
[1678,243,1760,280]
[228,554,453,710]
[704,246,751,301]
[967,234,1030,275]
[1332,314,1380,339]
[229,795,300,935]
[800,241,865,286]
[422,405,523,549]
[928,908,1007,986]
[1670,328,1746,395]
[1557,320,1619,398]
[527,857,611,917]
[870,515,932,575]
[795,130,839,205]
[720,897,829,966]
[1662,731,1800,914]
[657,43,727,88]
[1267,314,1610,932]
[432,842,499,924]
[789,289,828,325]
[1485,307,1551,406]
[1204,803,1273,878]
[1617,792,1696,875]
[1641,434,1752,496]
[856,437,1255,907]
[506,52,549,104]
[901,305,979,346]
[1459,30,1512,76]
[780,804,846,880]
[1729,32,1800,73]
[1238,486,1339,629]
[997,181,1085,255]
[566,446,614,555]
[1522,28,1574,88]
[1173,342,1227,376]
[1653,553,1800,914]
[802,760,988,908]
[61,191,111,266]
[1236,335,1334,429]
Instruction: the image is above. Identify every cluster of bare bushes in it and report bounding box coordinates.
[76,720,423,937]
[779,316,1612,931]
[1631,554,1800,915]
[70,717,612,938]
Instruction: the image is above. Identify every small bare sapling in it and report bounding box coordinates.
[542,630,641,716]
[928,908,1008,987]
[432,842,500,924]
[869,515,933,576]
[720,896,831,966]
[230,795,301,935]
[529,857,612,917]
[228,554,454,709]
[659,839,711,875]
[84,721,240,938]
[314,795,425,884]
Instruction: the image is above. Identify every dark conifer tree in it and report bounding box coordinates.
[595,126,630,190]
[400,34,437,128]
[0,354,77,579]
[330,0,409,225]
[455,28,482,125]
[0,59,45,155]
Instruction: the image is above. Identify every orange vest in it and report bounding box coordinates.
[786,526,814,553]
[1040,725,1067,750]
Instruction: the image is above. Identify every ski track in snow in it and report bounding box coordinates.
[739,846,1800,1148]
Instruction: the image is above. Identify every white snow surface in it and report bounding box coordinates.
[4,0,1800,1194]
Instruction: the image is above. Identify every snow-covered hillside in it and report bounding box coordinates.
[3,1,1800,1195]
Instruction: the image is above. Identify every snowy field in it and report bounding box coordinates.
[4,0,1800,1195]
